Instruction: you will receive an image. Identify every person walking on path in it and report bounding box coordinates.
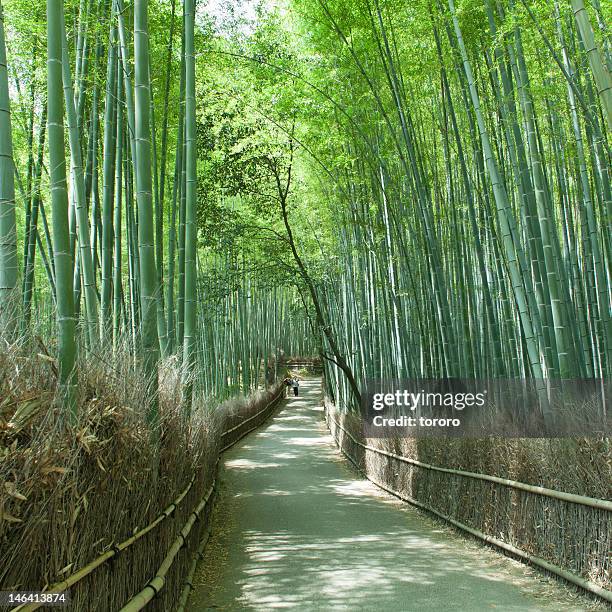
[284,376,292,397]
[292,378,299,397]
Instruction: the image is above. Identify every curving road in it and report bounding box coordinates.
[188,379,589,611]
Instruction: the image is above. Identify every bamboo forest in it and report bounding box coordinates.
[0,0,610,609]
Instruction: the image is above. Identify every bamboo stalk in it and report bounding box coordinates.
[47,0,78,415]
[0,0,18,335]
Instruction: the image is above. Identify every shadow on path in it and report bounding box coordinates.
[188,379,584,611]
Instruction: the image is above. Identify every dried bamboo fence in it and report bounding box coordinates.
[325,401,612,604]
[11,383,285,612]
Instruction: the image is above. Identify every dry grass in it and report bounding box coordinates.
[0,337,282,610]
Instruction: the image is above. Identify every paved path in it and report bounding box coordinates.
[188,379,587,611]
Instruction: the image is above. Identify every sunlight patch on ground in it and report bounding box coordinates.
[276,414,312,421]
[327,479,379,497]
[286,436,328,446]
[225,458,282,470]
[258,488,293,496]
[266,424,312,433]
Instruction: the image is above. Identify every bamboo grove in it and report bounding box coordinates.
[280,0,611,408]
[0,0,610,417]
[0,0,317,421]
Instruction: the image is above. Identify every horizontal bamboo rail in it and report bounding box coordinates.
[11,383,285,612]
[326,410,611,511]
[220,385,285,445]
[12,476,196,612]
[175,525,211,611]
[119,485,215,611]
[279,361,322,370]
[326,408,612,604]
